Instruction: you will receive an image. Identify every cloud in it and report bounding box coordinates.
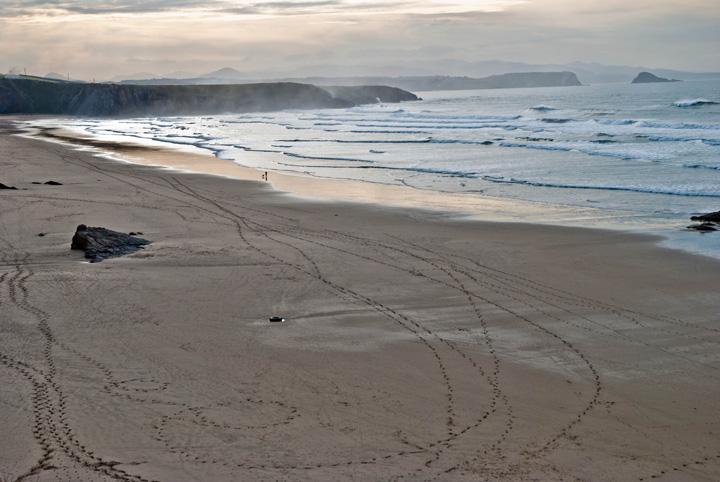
[222,1,349,15]
[0,0,214,17]
[0,0,718,77]
[0,0,521,17]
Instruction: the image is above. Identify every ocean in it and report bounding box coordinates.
[30,79,720,257]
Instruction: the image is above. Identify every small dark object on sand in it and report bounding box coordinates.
[128,231,144,236]
[32,181,42,185]
[269,316,285,323]
[38,233,46,237]
[71,224,150,262]
[0,182,17,190]
[687,223,718,232]
[44,180,63,186]
[690,210,720,223]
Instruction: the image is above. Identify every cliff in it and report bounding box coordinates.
[280,72,582,91]
[122,71,583,92]
[322,85,419,104]
[0,76,418,117]
[460,71,582,89]
[631,72,680,84]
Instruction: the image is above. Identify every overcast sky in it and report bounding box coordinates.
[1,0,719,79]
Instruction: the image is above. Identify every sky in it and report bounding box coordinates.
[1,0,719,80]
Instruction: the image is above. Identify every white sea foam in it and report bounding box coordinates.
[482,176,720,197]
[673,98,719,108]
[530,105,557,112]
[26,81,720,241]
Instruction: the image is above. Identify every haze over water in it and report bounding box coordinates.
[40,79,720,255]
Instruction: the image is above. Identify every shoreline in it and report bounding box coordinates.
[22,124,618,222]
[2,123,720,481]
[19,120,713,258]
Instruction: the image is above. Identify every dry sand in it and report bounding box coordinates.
[1,120,720,481]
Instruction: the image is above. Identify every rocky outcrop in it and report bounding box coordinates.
[71,224,150,262]
[690,210,720,223]
[687,223,717,232]
[0,76,418,117]
[0,182,17,190]
[687,210,720,233]
[322,85,419,104]
[632,72,680,83]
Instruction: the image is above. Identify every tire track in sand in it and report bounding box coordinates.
[2,242,156,482]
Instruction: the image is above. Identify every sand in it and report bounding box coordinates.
[1,120,720,481]
[26,125,648,228]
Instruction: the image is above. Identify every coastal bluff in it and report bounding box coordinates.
[282,71,583,92]
[0,76,418,116]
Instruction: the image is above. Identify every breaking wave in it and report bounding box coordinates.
[673,98,719,108]
[482,176,720,197]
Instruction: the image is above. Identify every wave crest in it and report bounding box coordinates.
[673,98,719,108]
[530,105,557,112]
[482,176,720,198]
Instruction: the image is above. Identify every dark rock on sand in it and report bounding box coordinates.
[690,210,720,223]
[0,182,17,190]
[687,223,718,232]
[71,224,150,262]
[44,180,63,185]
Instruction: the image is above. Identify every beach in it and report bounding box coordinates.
[2,120,720,481]
[24,80,720,259]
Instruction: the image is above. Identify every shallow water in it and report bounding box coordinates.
[30,79,720,258]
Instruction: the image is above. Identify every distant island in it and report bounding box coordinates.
[0,76,417,117]
[121,71,583,92]
[631,72,680,83]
